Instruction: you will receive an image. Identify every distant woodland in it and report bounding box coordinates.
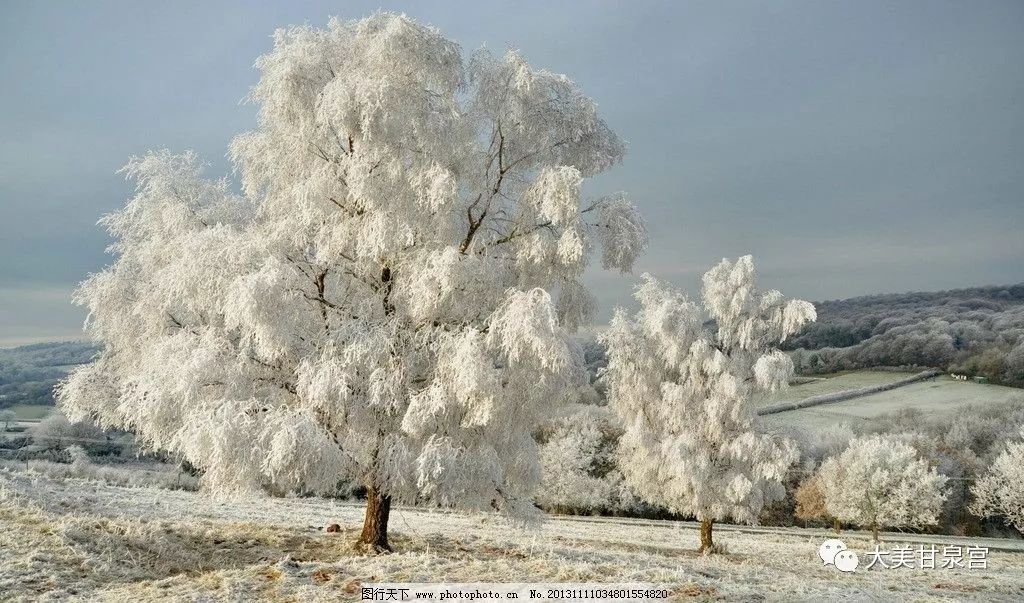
[2,284,1022,412]
[784,284,1024,386]
[0,341,99,407]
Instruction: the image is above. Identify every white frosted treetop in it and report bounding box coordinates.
[59,13,647,515]
[603,256,814,523]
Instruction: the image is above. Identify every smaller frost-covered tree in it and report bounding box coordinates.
[28,412,109,453]
[818,434,947,541]
[603,256,815,553]
[0,409,16,431]
[789,423,855,533]
[970,430,1024,534]
[535,404,633,514]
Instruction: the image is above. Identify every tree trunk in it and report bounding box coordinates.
[833,518,841,535]
[871,522,879,543]
[698,518,714,554]
[356,486,392,553]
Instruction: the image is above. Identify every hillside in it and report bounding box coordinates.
[783,284,1024,386]
[0,341,99,408]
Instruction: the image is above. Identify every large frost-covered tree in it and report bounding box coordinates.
[970,430,1024,534]
[57,13,646,552]
[602,256,815,552]
[818,435,948,541]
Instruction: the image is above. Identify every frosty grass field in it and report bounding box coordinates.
[761,372,1024,430]
[2,467,1023,602]
[5,404,52,422]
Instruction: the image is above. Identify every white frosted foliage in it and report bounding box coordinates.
[819,434,948,533]
[535,403,634,514]
[58,13,645,516]
[602,256,815,525]
[970,431,1024,533]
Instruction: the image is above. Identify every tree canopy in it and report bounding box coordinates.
[57,13,647,549]
[602,256,814,551]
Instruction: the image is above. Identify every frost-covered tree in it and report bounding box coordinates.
[1004,342,1024,385]
[28,412,109,453]
[0,409,16,431]
[795,422,856,469]
[535,403,633,514]
[602,256,815,552]
[57,13,646,552]
[970,431,1024,534]
[818,435,947,541]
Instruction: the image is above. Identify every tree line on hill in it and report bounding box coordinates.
[781,284,1024,386]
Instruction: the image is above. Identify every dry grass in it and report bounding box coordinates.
[3,471,1024,601]
[0,488,359,601]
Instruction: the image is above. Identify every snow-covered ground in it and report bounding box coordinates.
[2,468,1023,602]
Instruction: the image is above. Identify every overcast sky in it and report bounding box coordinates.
[1,1,1022,346]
